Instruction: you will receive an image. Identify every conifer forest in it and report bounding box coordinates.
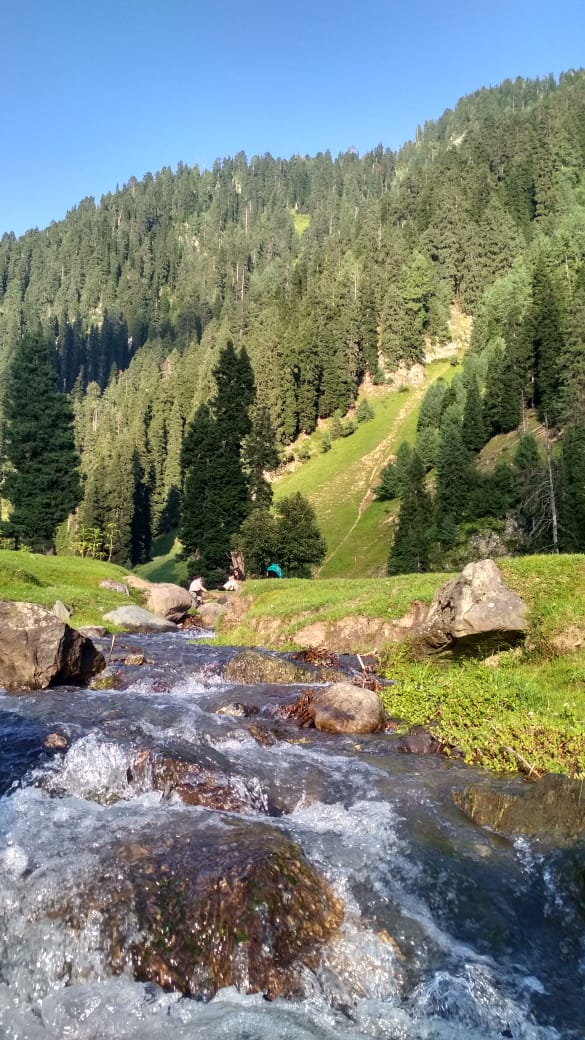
[2,70,585,577]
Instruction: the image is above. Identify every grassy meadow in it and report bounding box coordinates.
[273,360,454,577]
[0,550,140,629]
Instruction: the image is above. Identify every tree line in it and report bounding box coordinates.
[2,69,585,573]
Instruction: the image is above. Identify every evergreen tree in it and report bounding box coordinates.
[242,402,279,509]
[461,375,486,453]
[274,493,327,577]
[434,413,474,544]
[388,451,433,575]
[2,330,82,550]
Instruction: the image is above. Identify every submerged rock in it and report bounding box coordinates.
[0,601,105,691]
[224,648,343,685]
[454,773,585,844]
[59,816,343,999]
[130,749,269,814]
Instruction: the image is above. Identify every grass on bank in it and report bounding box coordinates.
[217,554,585,777]
[0,550,140,629]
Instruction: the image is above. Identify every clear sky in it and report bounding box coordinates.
[3,0,584,237]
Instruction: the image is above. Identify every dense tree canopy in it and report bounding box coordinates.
[2,71,585,570]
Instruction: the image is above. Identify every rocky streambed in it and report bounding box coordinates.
[0,628,584,1039]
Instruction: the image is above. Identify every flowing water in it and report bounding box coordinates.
[0,630,583,1039]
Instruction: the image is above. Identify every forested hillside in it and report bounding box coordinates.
[1,69,585,574]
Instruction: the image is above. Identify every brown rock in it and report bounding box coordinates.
[58,816,343,999]
[454,774,585,844]
[310,682,386,734]
[0,601,105,691]
[198,601,227,628]
[144,582,193,623]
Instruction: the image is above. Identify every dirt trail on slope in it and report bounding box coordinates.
[316,386,427,575]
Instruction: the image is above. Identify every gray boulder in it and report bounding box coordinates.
[52,599,71,622]
[102,605,177,632]
[99,579,130,595]
[144,582,192,623]
[198,601,227,629]
[418,559,527,654]
[0,601,105,691]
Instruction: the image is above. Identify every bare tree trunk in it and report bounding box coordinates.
[544,413,559,552]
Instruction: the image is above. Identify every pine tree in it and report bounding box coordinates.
[2,330,82,550]
[461,375,486,453]
[388,451,433,575]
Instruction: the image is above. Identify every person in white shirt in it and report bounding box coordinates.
[189,575,206,607]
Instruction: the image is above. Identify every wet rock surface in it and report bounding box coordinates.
[62,816,343,999]
[0,600,105,691]
[223,648,344,685]
[453,773,585,844]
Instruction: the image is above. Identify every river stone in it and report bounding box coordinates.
[453,774,585,845]
[0,601,105,691]
[102,605,177,632]
[224,649,323,685]
[198,601,227,628]
[130,749,269,814]
[417,559,528,654]
[62,815,343,999]
[52,599,71,622]
[310,682,386,734]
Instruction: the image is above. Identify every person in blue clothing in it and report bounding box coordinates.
[266,563,284,578]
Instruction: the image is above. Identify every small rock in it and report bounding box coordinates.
[124,652,145,666]
[52,600,71,622]
[99,580,130,595]
[89,667,120,690]
[44,732,69,750]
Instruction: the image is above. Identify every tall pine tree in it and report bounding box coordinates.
[2,330,82,551]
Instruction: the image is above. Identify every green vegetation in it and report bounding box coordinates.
[217,554,585,777]
[0,550,139,628]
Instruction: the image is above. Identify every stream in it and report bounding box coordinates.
[0,629,583,1039]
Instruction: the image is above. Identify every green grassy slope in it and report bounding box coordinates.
[0,551,139,629]
[273,360,453,577]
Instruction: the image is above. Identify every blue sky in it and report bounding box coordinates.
[3,0,585,237]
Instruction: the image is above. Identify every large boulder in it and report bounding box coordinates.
[102,605,177,632]
[123,576,192,623]
[143,582,192,623]
[53,815,343,999]
[0,601,105,691]
[309,682,386,734]
[418,559,528,654]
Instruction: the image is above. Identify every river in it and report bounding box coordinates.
[0,629,583,1039]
